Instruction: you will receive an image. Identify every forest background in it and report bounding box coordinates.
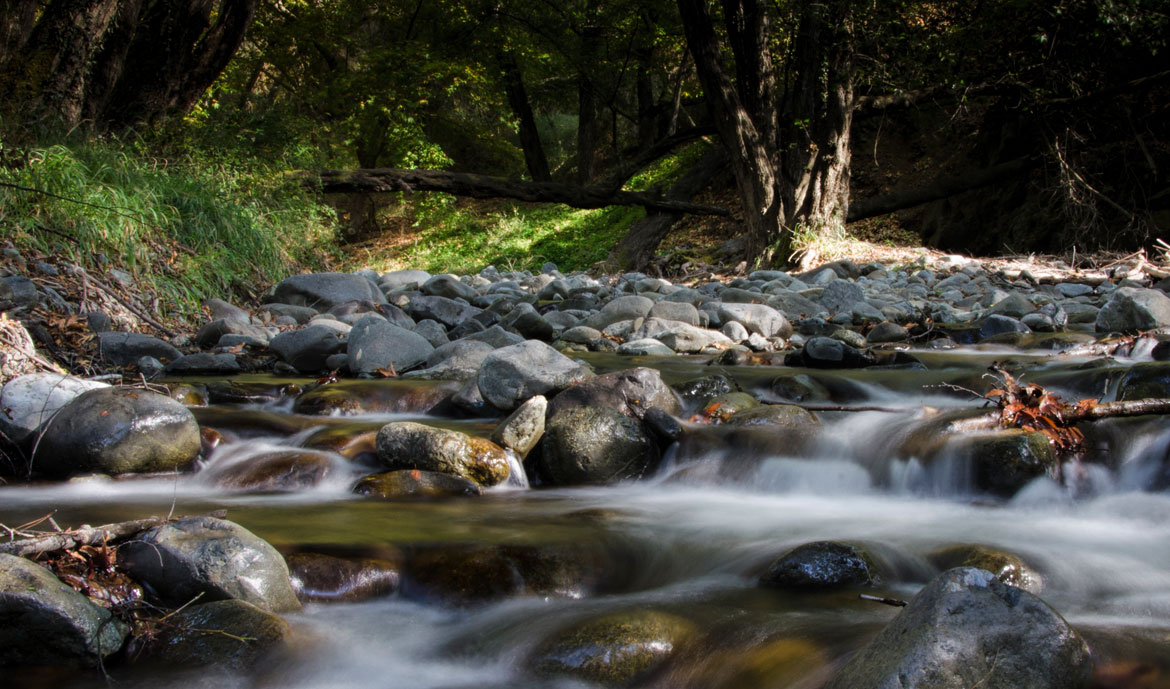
[0,0,1166,324]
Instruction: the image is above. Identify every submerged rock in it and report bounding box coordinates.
[948,429,1059,497]
[823,567,1091,689]
[0,553,128,667]
[539,405,659,486]
[353,469,482,498]
[34,387,201,477]
[203,449,336,492]
[120,516,301,613]
[528,609,696,686]
[759,541,881,590]
[375,421,510,486]
[286,552,401,603]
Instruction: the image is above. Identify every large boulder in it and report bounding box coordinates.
[120,516,301,613]
[1096,287,1170,333]
[546,367,681,421]
[138,599,291,670]
[34,387,201,477]
[266,272,385,310]
[476,340,593,411]
[540,405,659,485]
[376,421,511,487]
[346,315,434,375]
[0,373,108,444]
[0,553,128,667]
[823,567,1092,689]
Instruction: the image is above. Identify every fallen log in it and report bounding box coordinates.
[295,167,732,216]
[0,510,227,558]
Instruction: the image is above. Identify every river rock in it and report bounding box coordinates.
[867,321,909,343]
[380,269,431,291]
[203,297,251,322]
[203,449,336,492]
[422,273,478,300]
[194,318,270,347]
[269,323,348,372]
[376,421,510,486]
[945,429,1058,497]
[1096,287,1170,332]
[584,295,655,330]
[618,338,674,355]
[34,387,201,477]
[546,367,680,421]
[656,322,736,353]
[164,352,242,375]
[0,553,128,667]
[673,374,739,409]
[788,336,875,368]
[698,391,759,421]
[120,516,301,613]
[928,544,1043,593]
[346,315,434,375]
[404,339,495,381]
[0,275,40,309]
[490,394,546,457]
[260,303,317,323]
[286,552,401,603]
[354,469,483,497]
[403,295,484,329]
[266,272,385,310]
[540,405,659,485]
[476,340,593,411]
[1117,361,1170,400]
[718,303,792,338]
[823,567,1092,689]
[529,609,696,686]
[0,372,108,444]
[138,599,291,671]
[96,331,182,365]
[500,301,555,340]
[726,403,817,430]
[759,541,881,590]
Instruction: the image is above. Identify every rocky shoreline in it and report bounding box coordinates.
[3,250,1170,686]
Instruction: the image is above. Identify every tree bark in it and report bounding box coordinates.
[0,0,43,70]
[499,52,551,182]
[575,5,601,184]
[609,146,731,270]
[300,167,731,216]
[81,0,145,124]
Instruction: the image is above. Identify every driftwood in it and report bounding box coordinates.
[0,510,226,558]
[297,167,732,217]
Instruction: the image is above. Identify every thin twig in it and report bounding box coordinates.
[83,274,176,338]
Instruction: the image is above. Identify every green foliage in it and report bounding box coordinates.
[0,135,338,322]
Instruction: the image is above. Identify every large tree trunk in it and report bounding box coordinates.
[499,52,551,182]
[6,0,121,126]
[608,146,730,270]
[575,7,601,184]
[81,0,145,124]
[0,1,43,69]
[678,0,786,264]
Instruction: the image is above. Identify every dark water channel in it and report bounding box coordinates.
[4,345,1170,688]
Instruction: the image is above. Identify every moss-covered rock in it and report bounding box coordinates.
[539,406,659,486]
[376,421,510,487]
[928,544,1043,593]
[353,469,482,498]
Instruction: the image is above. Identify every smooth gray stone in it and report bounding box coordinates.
[266,272,386,310]
[96,331,181,365]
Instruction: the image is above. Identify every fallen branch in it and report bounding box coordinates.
[0,510,226,557]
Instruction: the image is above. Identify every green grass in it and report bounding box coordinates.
[358,142,710,275]
[0,136,339,322]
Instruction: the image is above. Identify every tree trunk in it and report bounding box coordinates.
[635,44,656,151]
[499,52,551,182]
[678,0,786,264]
[576,8,601,185]
[609,146,730,270]
[0,1,42,69]
[82,0,145,124]
[7,0,121,126]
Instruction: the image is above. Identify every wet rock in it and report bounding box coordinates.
[269,324,348,372]
[823,567,1092,689]
[661,636,829,689]
[928,544,1043,593]
[546,367,680,421]
[120,516,301,613]
[618,338,674,355]
[476,340,593,411]
[867,321,909,343]
[203,450,335,492]
[540,405,659,485]
[354,469,483,498]
[490,394,546,457]
[947,429,1059,497]
[674,374,739,409]
[35,387,201,477]
[698,391,760,421]
[286,553,401,603]
[137,599,291,671]
[266,272,385,310]
[376,421,510,486]
[759,541,881,590]
[1096,287,1170,332]
[787,336,875,368]
[0,373,108,444]
[164,352,242,375]
[978,314,1031,341]
[725,403,818,436]
[529,610,696,686]
[769,373,831,403]
[346,315,434,375]
[0,553,128,667]
[1117,361,1170,400]
[96,331,182,365]
[643,406,683,445]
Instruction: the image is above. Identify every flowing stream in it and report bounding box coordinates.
[4,345,1170,688]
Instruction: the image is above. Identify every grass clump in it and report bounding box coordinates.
[0,135,339,323]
